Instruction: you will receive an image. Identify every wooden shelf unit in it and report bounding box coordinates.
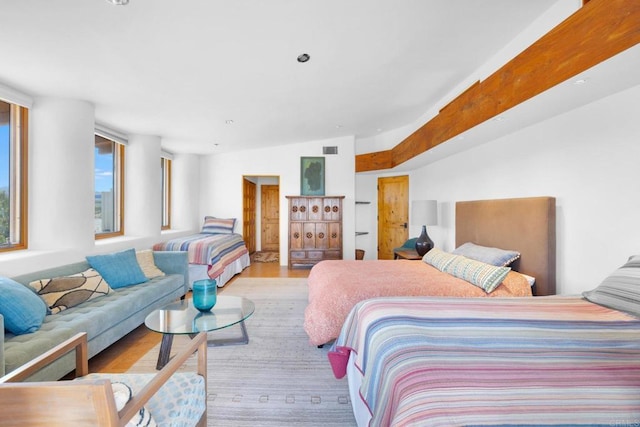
[286,195,344,268]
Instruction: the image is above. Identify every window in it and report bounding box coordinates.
[161,157,171,229]
[0,99,28,251]
[94,134,124,238]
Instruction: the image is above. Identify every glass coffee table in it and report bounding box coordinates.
[145,295,255,369]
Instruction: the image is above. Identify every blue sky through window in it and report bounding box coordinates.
[94,146,113,193]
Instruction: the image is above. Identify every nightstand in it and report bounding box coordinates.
[393,248,422,260]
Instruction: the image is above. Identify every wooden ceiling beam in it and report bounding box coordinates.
[356,0,640,173]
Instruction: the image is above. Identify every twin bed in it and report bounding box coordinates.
[152,217,250,288]
[329,292,640,426]
[304,196,556,346]
[309,197,640,424]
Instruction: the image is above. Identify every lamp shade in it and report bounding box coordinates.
[411,200,438,226]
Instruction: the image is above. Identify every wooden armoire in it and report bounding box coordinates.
[286,196,344,268]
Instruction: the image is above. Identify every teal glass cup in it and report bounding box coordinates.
[192,279,217,312]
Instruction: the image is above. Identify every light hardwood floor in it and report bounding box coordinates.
[89,261,310,373]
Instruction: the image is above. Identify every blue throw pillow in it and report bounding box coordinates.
[87,248,148,289]
[0,276,47,335]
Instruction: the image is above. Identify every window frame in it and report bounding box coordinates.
[161,156,171,230]
[94,136,125,239]
[0,101,28,252]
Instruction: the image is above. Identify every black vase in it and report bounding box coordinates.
[415,225,434,256]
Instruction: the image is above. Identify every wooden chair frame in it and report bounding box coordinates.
[0,332,207,426]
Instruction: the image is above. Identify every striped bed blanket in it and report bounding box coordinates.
[153,233,248,279]
[328,296,640,427]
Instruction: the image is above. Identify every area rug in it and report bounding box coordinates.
[250,251,279,263]
[128,278,356,426]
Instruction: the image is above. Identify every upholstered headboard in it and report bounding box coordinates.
[455,197,556,296]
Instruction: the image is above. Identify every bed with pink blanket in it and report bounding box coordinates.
[304,197,556,346]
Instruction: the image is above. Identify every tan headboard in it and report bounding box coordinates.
[455,197,556,296]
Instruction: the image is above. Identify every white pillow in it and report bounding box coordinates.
[111,382,157,427]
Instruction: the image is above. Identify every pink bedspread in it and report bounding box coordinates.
[303,259,531,345]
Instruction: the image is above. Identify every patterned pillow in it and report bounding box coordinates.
[136,250,166,279]
[111,382,157,427]
[201,216,236,234]
[437,255,511,293]
[422,248,458,270]
[583,255,640,317]
[29,269,112,314]
[452,242,520,267]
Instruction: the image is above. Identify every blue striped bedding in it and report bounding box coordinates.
[329,296,640,426]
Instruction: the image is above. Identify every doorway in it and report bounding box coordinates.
[261,184,279,252]
[377,175,409,259]
[242,176,280,254]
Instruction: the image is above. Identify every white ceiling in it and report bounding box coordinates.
[0,0,576,155]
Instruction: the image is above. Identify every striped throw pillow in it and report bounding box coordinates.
[583,255,640,317]
[201,216,236,234]
[442,255,511,293]
[422,248,458,271]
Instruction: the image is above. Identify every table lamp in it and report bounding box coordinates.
[411,200,438,256]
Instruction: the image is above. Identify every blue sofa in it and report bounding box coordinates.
[0,251,188,381]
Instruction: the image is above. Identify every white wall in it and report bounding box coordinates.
[29,98,95,254]
[0,96,201,277]
[356,84,640,295]
[169,153,201,232]
[199,136,356,266]
[125,134,162,238]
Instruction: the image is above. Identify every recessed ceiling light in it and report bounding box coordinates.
[297,53,310,63]
[574,78,588,85]
[105,0,129,5]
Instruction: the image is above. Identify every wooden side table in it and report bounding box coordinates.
[393,248,422,260]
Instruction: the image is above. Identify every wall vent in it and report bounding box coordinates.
[323,146,338,155]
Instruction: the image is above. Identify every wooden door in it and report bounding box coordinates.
[261,184,279,252]
[242,178,256,254]
[377,175,409,259]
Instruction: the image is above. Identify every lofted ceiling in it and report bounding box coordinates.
[1,0,569,155]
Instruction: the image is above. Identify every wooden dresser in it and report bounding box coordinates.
[286,195,344,268]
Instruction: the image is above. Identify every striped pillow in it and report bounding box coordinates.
[583,255,640,317]
[442,255,511,293]
[422,248,458,270]
[201,216,236,234]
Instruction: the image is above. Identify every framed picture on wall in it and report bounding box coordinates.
[300,156,325,196]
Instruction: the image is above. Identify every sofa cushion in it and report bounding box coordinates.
[87,249,148,289]
[28,269,112,314]
[136,250,165,279]
[3,273,185,376]
[0,276,47,335]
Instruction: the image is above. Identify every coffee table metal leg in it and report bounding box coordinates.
[156,333,174,370]
[207,319,249,347]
